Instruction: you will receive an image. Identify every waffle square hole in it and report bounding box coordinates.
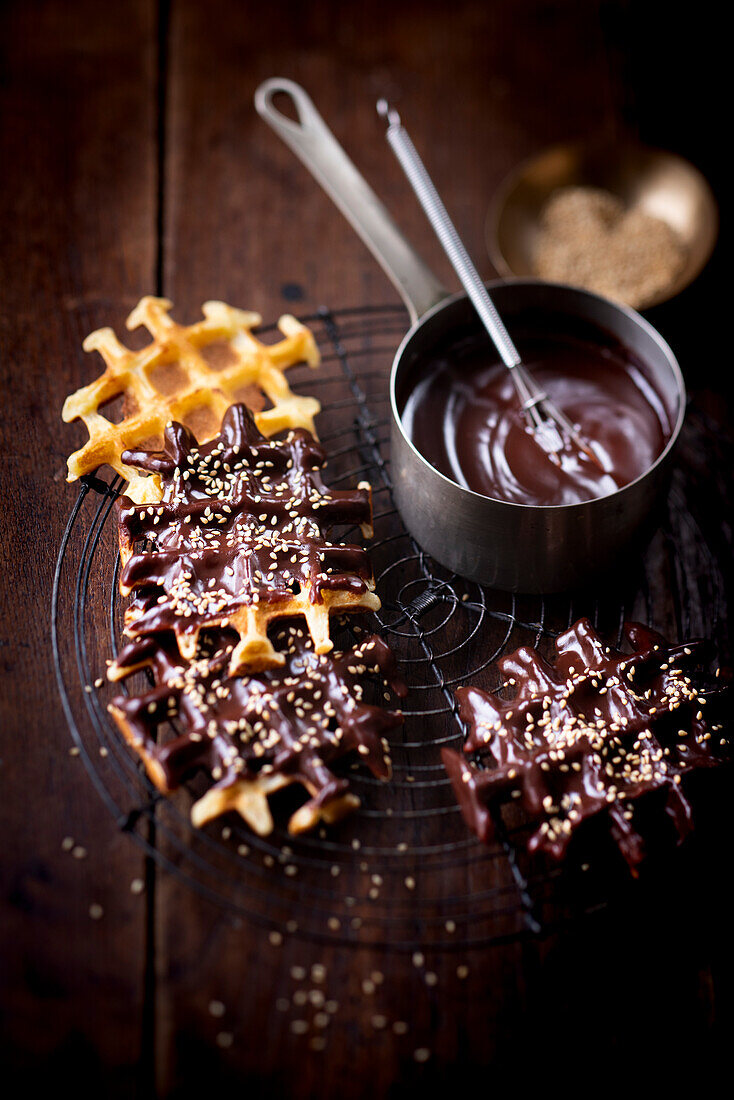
[147,359,190,396]
[232,382,271,412]
[100,391,137,424]
[200,339,238,371]
[181,403,221,440]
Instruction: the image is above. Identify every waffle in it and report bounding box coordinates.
[117,403,380,673]
[108,624,405,835]
[62,296,320,503]
[443,618,730,870]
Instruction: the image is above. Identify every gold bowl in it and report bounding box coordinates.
[487,142,718,308]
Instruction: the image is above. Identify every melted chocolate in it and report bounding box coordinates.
[442,618,729,869]
[118,404,374,643]
[110,623,406,821]
[399,317,674,506]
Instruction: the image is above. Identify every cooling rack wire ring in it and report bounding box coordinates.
[52,304,726,951]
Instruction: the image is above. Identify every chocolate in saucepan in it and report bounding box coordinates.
[398,311,675,507]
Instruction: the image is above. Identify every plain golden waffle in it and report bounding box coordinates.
[62,296,320,503]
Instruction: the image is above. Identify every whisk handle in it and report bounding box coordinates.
[380,104,522,371]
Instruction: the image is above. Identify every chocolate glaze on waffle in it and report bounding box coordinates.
[109,623,406,834]
[442,618,729,869]
[117,404,376,657]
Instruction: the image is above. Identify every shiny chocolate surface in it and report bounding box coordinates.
[399,313,674,507]
[443,618,729,869]
[117,404,374,643]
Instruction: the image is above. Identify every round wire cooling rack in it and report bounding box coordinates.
[52,304,731,951]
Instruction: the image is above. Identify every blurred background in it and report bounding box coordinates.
[2,0,728,375]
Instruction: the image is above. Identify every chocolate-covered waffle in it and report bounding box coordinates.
[117,403,380,673]
[443,618,729,869]
[109,624,405,835]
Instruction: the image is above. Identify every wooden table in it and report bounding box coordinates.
[2,1,732,1094]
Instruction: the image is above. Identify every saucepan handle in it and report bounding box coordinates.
[255,78,447,324]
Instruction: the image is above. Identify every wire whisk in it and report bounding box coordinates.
[377,100,603,467]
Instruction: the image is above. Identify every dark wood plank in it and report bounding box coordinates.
[162,0,618,321]
[0,1,158,1091]
[154,2,630,1094]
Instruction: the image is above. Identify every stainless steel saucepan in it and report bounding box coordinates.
[255,79,686,593]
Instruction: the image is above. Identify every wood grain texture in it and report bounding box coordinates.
[157,0,611,1090]
[0,1,157,1092]
[162,0,617,323]
[2,0,732,1095]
